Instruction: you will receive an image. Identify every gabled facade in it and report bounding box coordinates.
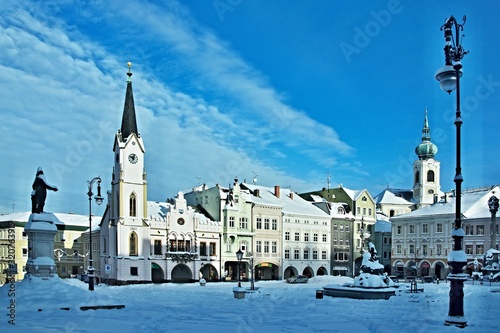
[250,185,331,279]
[311,197,355,276]
[374,188,413,217]
[300,186,376,277]
[184,178,254,282]
[240,183,283,280]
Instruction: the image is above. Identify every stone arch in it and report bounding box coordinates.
[283,266,298,279]
[171,264,192,283]
[317,266,327,276]
[302,266,314,278]
[151,262,164,283]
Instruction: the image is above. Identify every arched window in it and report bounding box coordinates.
[130,193,137,217]
[427,170,435,182]
[390,209,395,217]
[129,232,138,256]
[414,171,420,184]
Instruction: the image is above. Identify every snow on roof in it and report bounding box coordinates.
[341,186,364,201]
[148,201,170,221]
[374,189,413,205]
[147,201,221,225]
[0,211,94,228]
[243,183,329,218]
[391,186,499,220]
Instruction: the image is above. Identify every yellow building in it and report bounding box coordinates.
[0,212,94,283]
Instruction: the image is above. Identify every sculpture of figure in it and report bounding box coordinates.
[31,167,58,213]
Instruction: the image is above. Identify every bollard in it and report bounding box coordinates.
[316,290,324,299]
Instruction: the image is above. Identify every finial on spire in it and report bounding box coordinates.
[127,62,133,82]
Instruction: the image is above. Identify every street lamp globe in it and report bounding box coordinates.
[435,64,462,93]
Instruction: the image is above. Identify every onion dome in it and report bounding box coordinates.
[415,109,438,160]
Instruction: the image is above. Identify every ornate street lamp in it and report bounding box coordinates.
[87,176,104,291]
[235,249,243,288]
[434,15,468,328]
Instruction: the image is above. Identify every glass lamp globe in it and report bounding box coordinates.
[435,65,462,94]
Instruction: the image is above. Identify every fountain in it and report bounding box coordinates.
[323,242,397,300]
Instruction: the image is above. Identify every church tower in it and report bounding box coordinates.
[412,110,441,208]
[103,63,150,284]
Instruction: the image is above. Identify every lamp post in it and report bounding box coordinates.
[236,249,243,287]
[87,176,104,291]
[434,15,468,328]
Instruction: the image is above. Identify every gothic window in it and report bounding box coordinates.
[427,170,435,182]
[129,193,137,217]
[129,232,138,256]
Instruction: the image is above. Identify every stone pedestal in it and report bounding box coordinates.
[24,213,59,279]
[233,287,246,299]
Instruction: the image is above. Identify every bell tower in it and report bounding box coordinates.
[106,62,150,283]
[413,109,441,207]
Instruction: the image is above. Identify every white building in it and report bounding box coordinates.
[390,185,500,280]
[99,65,223,284]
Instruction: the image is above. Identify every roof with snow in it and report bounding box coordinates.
[147,200,221,226]
[374,188,413,205]
[0,211,94,229]
[242,183,329,218]
[391,185,499,220]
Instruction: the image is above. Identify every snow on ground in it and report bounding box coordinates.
[1,275,499,332]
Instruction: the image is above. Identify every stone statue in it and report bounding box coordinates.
[31,167,58,213]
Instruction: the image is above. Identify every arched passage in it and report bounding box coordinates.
[171,264,192,283]
[316,266,327,276]
[302,266,314,278]
[200,264,219,282]
[151,262,164,283]
[283,266,298,279]
[256,262,279,280]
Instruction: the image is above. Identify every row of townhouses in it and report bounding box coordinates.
[1,67,498,285]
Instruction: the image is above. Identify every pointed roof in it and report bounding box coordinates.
[120,62,138,141]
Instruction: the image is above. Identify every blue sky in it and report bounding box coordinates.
[1,0,499,216]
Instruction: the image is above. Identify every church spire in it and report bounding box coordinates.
[421,108,431,142]
[415,108,438,160]
[120,62,138,141]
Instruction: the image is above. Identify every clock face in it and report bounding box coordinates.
[128,153,138,164]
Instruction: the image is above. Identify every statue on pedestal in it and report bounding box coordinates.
[31,167,58,214]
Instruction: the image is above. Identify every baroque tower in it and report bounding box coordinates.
[101,63,150,284]
[412,110,441,208]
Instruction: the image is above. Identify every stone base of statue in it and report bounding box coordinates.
[24,213,59,279]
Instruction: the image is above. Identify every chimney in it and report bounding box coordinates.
[274,185,280,198]
[254,189,260,197]
[289,192,294,199]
